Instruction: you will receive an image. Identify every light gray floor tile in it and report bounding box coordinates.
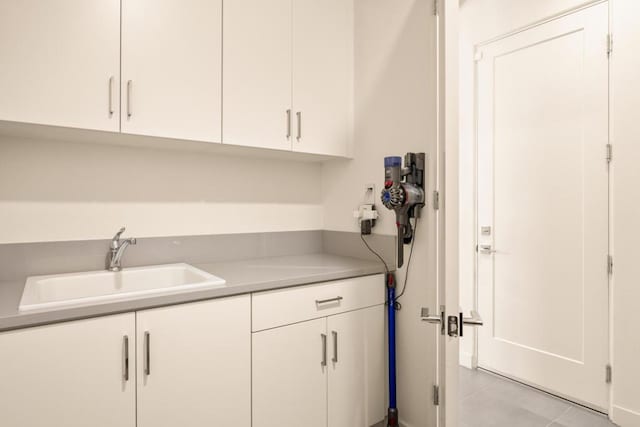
[552,405,617,427]
[459,367,617,427]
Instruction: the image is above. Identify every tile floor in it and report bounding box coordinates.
[460,367,617,427]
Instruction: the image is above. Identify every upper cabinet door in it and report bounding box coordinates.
[121,0,222,142]
[223,0,293,151]
[136,296,251,427]
[0,0,120,132]
[292,0,353,157]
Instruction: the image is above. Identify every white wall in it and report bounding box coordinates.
[322,1,438,426]
[610,1,640,424]
[0,136,323,243]
[458,0,601,368]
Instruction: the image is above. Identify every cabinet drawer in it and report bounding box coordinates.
[252,274,384,331]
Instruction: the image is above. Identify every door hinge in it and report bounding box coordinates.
[606,364,612,384]
[433,384,440,405]
[606,144,613,164]
[607,34,613,57]
[433,191,440,210]
[608,255,614,275]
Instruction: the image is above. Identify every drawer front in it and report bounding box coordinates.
[252,274,385,331]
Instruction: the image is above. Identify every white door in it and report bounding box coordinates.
[121,0,222,142]
[0,314,136,427]
[252,318,327,427]
[136,296,251,427]
[292,0,353,157]
[328,305,386,427]
[223,0,293,151]
[476,3,609,410]
[0,0,120,132]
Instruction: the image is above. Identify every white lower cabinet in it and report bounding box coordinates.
[253,318,328,427]
[0,295,251,427]
[328,306,386,427]
[136,295,251,427]
[252,275,386,427]
[0,314,136,427]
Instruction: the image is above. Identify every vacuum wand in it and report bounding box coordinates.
[381,153,426,268]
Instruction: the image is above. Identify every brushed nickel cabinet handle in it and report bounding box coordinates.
[296,111,302,141]
[108,76,115,117]
[144,331,150,376]
[316,296,343,306]
[331,331,338,363]
[321,333,327,367]
[123,335,129,381]
[127,80,133,118]
[286,109,292,139]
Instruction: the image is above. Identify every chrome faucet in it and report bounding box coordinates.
[107,227,137,272]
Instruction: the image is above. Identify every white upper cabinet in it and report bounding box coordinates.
[224,0,353,157]
[0,0,121,132]
[292,0,353,157]
[223,0,293,151]
[121,0,222,142]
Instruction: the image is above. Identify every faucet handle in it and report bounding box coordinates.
[111,227,126,248]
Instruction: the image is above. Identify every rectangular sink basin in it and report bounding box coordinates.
[19,263,226,312]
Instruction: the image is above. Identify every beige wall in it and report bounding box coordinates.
[0,136,323,243]
[323,1,438,426]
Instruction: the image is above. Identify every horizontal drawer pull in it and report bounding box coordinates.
[315,296,343,305]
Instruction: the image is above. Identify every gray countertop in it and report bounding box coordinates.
[0,253,386,332]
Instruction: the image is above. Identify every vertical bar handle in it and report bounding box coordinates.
[144,331,150,376]
[286,109,292,139]
[321,333,327,367]
[122,335,129,381]
[331,331,338,363]
[296,111,302,141]
[127,80,133,118]
[108,76,115,117]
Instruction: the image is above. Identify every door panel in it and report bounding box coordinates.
[292,0,353,156]
[252,318,327,427]
[328,305,386,427]
[121,0,222,142]
[136,296,251,427]
[477,3,609,410]
[223,0,292,151]
[0,0,120,131]
[0,314,135,427]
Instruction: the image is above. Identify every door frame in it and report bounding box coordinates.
[467,0,613,414]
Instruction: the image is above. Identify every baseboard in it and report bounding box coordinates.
[459,351,474,369]
[612,405,640,426]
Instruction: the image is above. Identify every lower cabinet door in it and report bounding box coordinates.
[0,314,136,427]
[136,295,251,427]
[328,305,386,427]
[253,317,328,427]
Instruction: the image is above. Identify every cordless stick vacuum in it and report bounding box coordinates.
[380,153,426,427]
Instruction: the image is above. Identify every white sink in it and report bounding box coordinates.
[19,263,226,312]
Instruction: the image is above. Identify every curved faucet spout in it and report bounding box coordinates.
[107,227,137,272]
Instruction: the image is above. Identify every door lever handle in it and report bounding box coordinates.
[460,310,484,337]
[420,307,442,324]
[478,245,496,254]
